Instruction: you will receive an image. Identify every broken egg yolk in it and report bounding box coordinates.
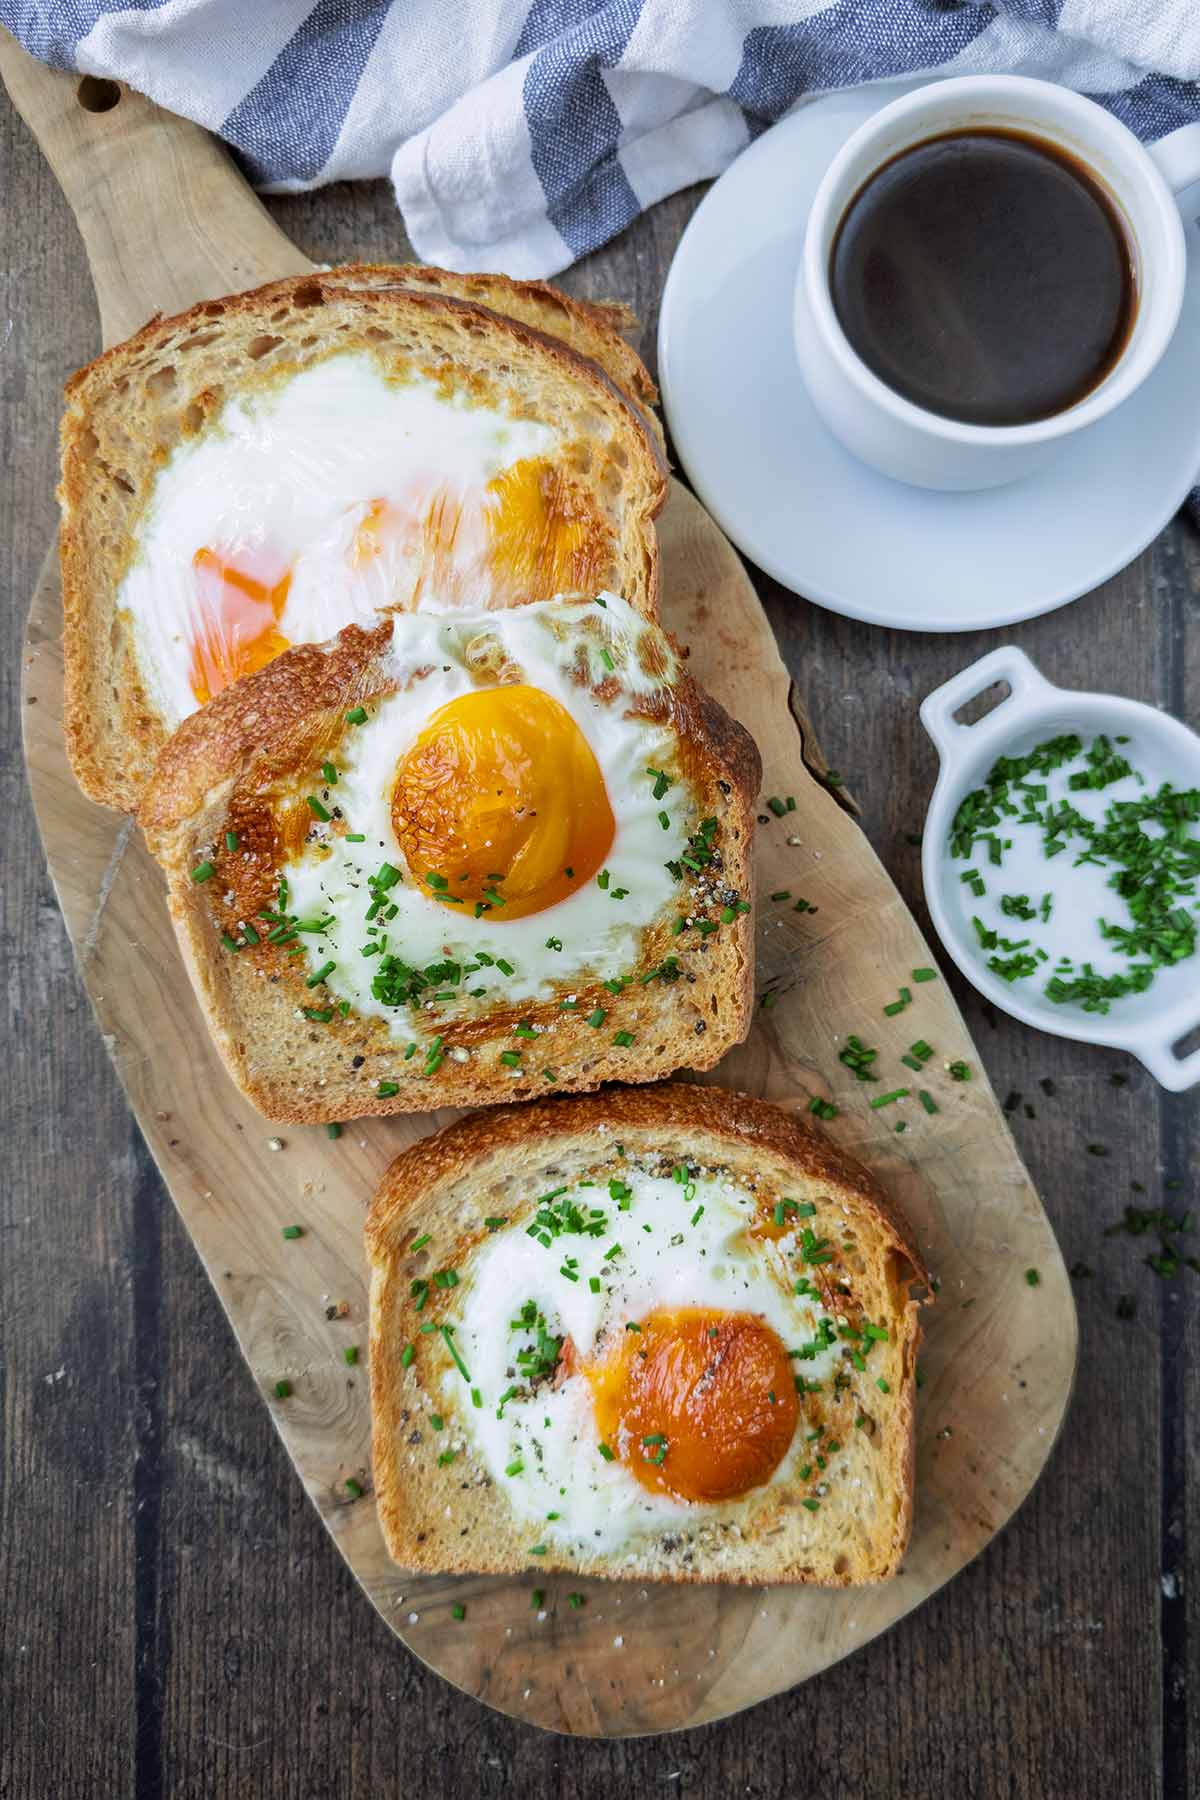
[390,684,615,919]
[188,548,291,704]
[589,1307,799,1503]
[484,458,611,600]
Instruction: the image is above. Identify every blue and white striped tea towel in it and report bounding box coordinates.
[7,2,1199,279]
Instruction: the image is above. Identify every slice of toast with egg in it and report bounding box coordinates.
[60,265,668,811]
[139,593,760,1123]
[365,1084,928,1584]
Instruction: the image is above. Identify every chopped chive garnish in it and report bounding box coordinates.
[809,1097,838,1120]
[344,1345,358,1366]
[440,1325,471,1380]
[191,860,215,883]
[274,1379,291,1398]
[345,706,367,724]
[345,1478,363,1500]
[377,1080,399,1097]
[869,1088,909,1109]
[598,1443,615,1461]
[918,1089,939,1115]
[838,1035,878,1081]
[911,967,938,983]
[587,1007,607,1029]
[400,1345,414,1368]
[306,796,331,821]
[281,1225,303,1240]
[1025,1267,1041,1286]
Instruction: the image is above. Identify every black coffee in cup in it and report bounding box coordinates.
[829,128,1138,427]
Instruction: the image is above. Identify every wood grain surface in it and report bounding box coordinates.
[2,44,1197,1800]
[22,458,1078,1730]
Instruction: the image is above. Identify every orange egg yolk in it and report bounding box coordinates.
[484,458,610,599]
[350,461,607,605]
[351,488,469,576]
[588,1307,800,1504]
[188,548,291,704]
[390,683,615,919]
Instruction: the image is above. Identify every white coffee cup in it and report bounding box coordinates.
[793,76,1200,492]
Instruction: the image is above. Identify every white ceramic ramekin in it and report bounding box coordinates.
[920,647,1200,1090]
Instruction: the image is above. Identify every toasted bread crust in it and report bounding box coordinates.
[337,264,662,431]
[60,266,668,812]
[139,613,761,1124]
[368,1082,928,1281]
[366,1084,928,1584]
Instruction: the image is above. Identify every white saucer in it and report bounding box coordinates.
[657,80,1200,633]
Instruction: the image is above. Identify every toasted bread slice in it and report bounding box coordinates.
[339,264,662,444]
[366,1084,928,1585]
[60,265,667,811]
[139,593,760,1124]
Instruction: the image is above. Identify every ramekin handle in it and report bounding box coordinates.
[919,647,1057,761]
[1135,1018,1200,1093]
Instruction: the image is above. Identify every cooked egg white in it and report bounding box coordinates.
[120,352,558,727]
[284,595,698,1029]
[438,1162,840,1555]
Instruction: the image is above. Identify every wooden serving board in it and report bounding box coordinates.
[6,33,1077,1737]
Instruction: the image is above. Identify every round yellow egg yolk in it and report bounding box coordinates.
[588,1307,800,1504]
[390,683,616,919]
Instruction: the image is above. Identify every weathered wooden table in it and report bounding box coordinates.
[3,87,1197,1799]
